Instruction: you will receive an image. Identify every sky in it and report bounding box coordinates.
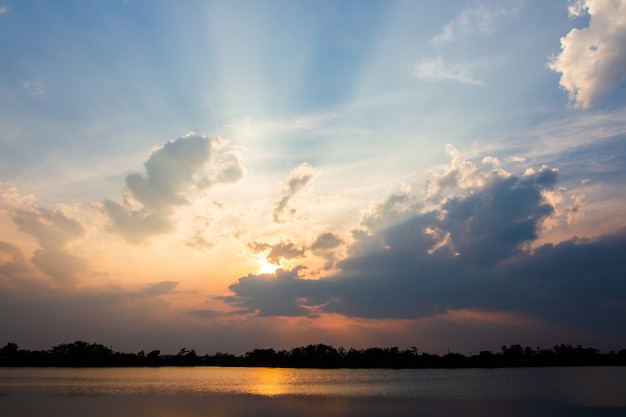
[1,0,625,356]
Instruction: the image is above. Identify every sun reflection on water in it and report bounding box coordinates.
[247,368,294,397]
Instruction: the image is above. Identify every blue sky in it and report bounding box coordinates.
[1,0,625,355]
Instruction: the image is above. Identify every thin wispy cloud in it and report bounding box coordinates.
[415,56,484,86]
[431,0,520,45]
[417,1,519,86]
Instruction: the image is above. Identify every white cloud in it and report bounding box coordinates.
[568,0,588,18]
[273,163,318,223]
[0,6,7,15]
[23,80,45,96]
[482,156,500,166]
[415,56,484,86]
[431,0,520,45]
[425,145,491,201]
[549,0,626,108]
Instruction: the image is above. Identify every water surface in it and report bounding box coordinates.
[2,366,625,416]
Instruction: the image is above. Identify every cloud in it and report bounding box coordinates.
[431,0,520,45]
[23,80,45,96]
[273,163,318,223]
[425,145,502,202]
[249,240,306,265]
[104,133,245,244]
[220,151,626,340]
[311,232,344,270]
[11,207,88,285]
[217,267,321,317]
[439,166,556,267]
[419,1,519,87]
[133,281,179,298]
[0,6,8,15]
[0,241,31,284]
[249,234,343,271]
[356,184,417,238]
[415,57,484,86]
[549,0,626,108]
[311,232,343,251]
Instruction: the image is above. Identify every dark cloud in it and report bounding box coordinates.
[357,188,417,235]
[273,163,317,223]
[133,281,179,298]
[311,232,344,269]
[221,167,626,340]
[217,267,321,317]
[0,241,31,283]
[440,168,556,267]
[311,233,343,251]
[104,133,245,244]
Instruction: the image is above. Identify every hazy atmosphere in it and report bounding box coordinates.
[1,0,625,355]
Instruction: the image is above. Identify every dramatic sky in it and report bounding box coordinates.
[1,0,625,355]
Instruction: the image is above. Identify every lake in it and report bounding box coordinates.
[1,366,625,416]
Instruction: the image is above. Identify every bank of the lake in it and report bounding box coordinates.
[3,341,626,368]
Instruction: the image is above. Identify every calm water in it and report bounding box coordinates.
[1,366,625,416]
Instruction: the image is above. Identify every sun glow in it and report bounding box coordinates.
[258,260,280,275]
[248,368,294,397]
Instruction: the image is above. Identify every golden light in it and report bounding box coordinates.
[258,260,280,274]
[248,368,293,397]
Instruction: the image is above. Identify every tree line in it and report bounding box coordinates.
[1,341,626,368]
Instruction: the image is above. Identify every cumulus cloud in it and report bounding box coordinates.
[104,133,245,244]
[0,241,31,284]
[11,207,88,285]
[440,167,556,266]
[549,0,626,108]
[273,163,318,223]
[311,232,343,251]
[431,0,520,45]
[425,145,491,200]
[311,232,344,270]
[217,267,321,317]
[220,151,626,339]
[355,184,417,239]
[415,56,484,86]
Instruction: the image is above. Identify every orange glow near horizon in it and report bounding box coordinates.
[247,367,294,397]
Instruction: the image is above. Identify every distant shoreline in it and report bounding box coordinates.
[2,341,626,369]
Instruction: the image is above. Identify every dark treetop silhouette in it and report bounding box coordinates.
[2,341,626,368]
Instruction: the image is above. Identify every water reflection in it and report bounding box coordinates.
[2,367,626,417]
[247,367,293,397]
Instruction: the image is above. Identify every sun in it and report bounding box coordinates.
[258,260,280,274]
